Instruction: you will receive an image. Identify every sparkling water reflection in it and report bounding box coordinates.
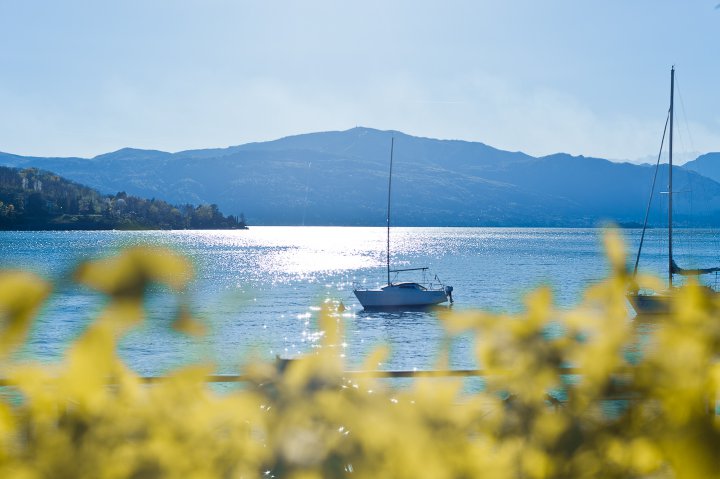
[1,227,717,376]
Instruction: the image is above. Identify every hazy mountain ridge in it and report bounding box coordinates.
[1,127,719,226]
[683,152,720,183]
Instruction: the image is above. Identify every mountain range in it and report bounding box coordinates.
[1,127,719,227]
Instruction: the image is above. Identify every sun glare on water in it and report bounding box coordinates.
[249,227,380,276]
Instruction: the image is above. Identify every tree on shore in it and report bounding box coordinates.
[0,166,247,230]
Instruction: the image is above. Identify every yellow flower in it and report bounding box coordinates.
[0,271,50,357]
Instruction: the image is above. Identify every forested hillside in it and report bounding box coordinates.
[0,166,246,230]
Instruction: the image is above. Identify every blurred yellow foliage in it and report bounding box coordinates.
[1,232,720,478]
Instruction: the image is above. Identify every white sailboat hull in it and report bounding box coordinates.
[354,138,453,310]
[627,292,670,315]
[353,283,449,309]
[628,286,717,316]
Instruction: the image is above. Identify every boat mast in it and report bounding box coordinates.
[668,66,674,287]
[632,111,669,278]
[387,137,394,286]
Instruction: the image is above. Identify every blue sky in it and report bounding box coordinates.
[1,0,718,162]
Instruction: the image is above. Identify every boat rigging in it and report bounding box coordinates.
[628,66,720,314]
[353,137,453,309]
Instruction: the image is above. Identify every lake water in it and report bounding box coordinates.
[2,227,719,376]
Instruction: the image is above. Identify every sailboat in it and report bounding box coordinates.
[353,138,453,309]
[627,66,720,315]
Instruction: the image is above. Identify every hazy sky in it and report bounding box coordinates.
[1,1,718,162]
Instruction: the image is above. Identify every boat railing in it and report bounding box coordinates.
[390,268,446,290]
[354,268,446,290]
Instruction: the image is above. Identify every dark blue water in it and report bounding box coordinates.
[1,227,718,376]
